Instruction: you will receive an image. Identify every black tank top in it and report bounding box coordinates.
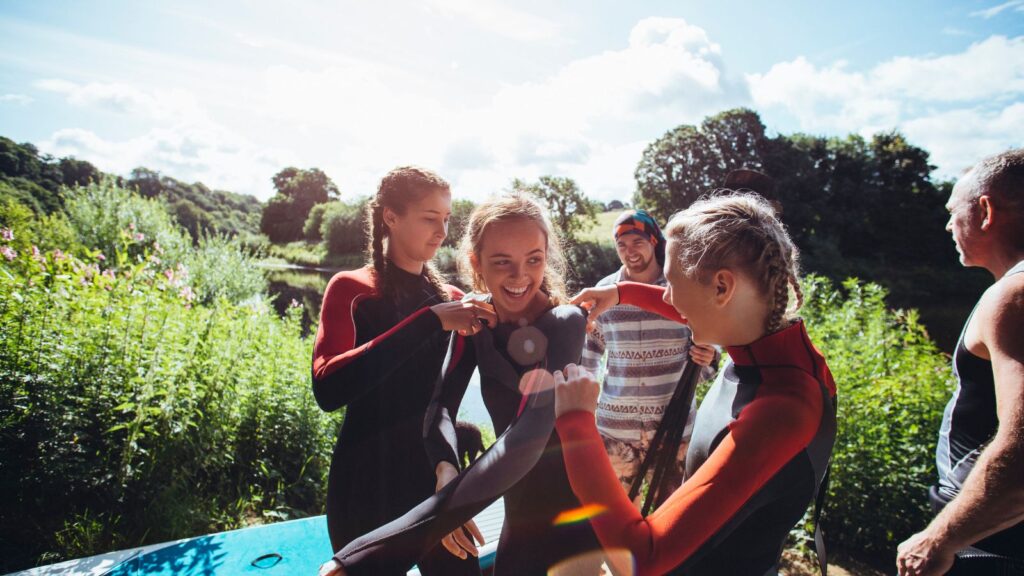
[934,259,1024,557]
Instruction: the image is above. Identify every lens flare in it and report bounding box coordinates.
[552,503,607,526]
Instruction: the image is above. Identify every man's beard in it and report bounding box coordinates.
[625,255,653,274]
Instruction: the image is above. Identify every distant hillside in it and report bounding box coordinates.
[0,136,263,239]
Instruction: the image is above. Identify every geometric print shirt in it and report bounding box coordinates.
[582,268,717,445]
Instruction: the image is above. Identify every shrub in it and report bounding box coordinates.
[0,236,340,573]
[795,276,953,562]
[565,240,620,291]
[183,234,268,305]
[322,200,367,256]
[64,177,190,269]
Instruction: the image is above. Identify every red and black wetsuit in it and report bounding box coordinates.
[312,265,478,575]
[332,304,602,575]
[556,282,837,576]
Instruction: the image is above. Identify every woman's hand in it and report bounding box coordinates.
[554,363,600,418]
[318,558,346,576]
[435,461,486,559]
[570,285,620,332]
[689,344,716,367]
[431,300,497,336]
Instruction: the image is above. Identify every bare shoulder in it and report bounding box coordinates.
[976,272,1024,361]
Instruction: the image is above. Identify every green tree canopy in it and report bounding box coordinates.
[510,176,598,245]
[261,167,339,244]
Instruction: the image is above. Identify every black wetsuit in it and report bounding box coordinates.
[311,265,478,575]
[934,260,1024,561]
[332,304,602,575]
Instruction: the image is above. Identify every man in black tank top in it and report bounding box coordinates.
[897,149,1024,576]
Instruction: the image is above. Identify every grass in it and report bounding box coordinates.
[575,211,621,245]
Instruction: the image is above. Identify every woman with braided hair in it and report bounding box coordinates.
[558,192,838,575]
[312,166,495,576]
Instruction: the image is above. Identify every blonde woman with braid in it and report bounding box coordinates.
[557,192,838,576]
[312,166,495,576]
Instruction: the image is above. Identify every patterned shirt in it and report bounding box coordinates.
[582,269,716,444]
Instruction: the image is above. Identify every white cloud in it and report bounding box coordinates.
[748,35,1024,177]
[0,93,32,105]
[41,125,288,197]
[971,0,1024,19]
[34,78,207,122]
[872,36,1024,101]
[231,17,746,202]
[437,17,746,200]
[424,0,562,43]
[901,104,1024,177]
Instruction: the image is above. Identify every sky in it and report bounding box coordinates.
[1,0,1022,203]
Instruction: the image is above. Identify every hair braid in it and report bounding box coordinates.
[665,191,804,335]
[790,271,804,311]
[367,200,392,300]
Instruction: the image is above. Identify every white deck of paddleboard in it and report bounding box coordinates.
[8,498,506,576]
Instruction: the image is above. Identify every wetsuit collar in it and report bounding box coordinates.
[726,320,814,368]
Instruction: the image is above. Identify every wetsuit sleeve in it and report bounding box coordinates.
[582,317,606,377]
[424,334,478,471]
[333,307,587,575]
[311,273,443,412]
[556,372,823,575]
[617,281,684,323]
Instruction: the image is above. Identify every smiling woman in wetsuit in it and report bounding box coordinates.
[556,192,838,576]
[311,167,495,576]
[319,193,602,576]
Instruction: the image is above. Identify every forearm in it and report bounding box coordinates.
[929,435,1024,549]
[313,309,442,411]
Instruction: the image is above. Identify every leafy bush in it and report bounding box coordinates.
[0,233,340,573]
[64,177,190,269]
[322,200,367,256]
[0,196,78,253]
[183,234,267,305]
[565,240,620,292]
[797,276,953,562]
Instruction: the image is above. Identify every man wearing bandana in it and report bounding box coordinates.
[581,210,718,506]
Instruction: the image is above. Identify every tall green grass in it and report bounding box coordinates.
[0,189,339,573]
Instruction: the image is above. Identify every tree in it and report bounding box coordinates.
[509,176,598,245]
[322,199,368,256]
[444,199,476,248]
[634,108,767,220]
[58,158,100,188]
[172,198,215,242]
[261,167,339,244]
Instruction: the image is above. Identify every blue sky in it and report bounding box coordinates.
[1,0,1022,201]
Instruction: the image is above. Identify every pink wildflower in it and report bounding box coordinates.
[31,246,42,261]
[97,253,106,261]
[179,285,195,302]
[103,269,115,279]
[53,249,66,262]
[1,246,15,261]
[1,228,13,241]
[134,233,145,242]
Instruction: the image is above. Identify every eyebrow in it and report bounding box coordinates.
[490,248,544,258]
[421,209,448,215]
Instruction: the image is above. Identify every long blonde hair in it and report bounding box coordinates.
[458,192,568,305]
[665,192,803,334]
